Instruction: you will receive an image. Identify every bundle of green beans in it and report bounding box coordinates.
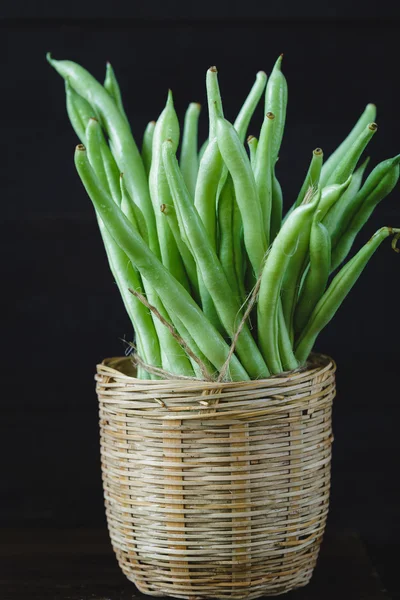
[48,54,400,381]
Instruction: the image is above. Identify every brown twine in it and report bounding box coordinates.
[128,266,263,383]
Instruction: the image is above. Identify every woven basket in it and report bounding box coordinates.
[96,353,335,599]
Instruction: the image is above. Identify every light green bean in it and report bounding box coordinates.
[180,103,201,198]
[141,121,156,177]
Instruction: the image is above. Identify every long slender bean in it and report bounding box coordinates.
[149,91,190,291]
[320,103,376,186]
[277,301,299,371]
[141,121,156,177]
[234,71,267,143]
[85,117,121,205]
[270,167,283,243]
[75,144,249,380]
[294,210,331,335]
[180,103,201,198]
[120,176,148,243]
[257,196,318,373]
[293,148,323,211]
[103,62,129,124]
[264,55,288,165]
[247,135,258,168]
[295,226,400,363]
[254,112,275,243]
[216,117,267,275]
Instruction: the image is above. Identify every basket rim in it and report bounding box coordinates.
[96,352,336,390]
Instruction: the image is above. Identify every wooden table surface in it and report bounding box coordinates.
[0,528,390,599]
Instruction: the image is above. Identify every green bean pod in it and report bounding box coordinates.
[48,54,159,255]
[217,175,243,303]
[198,138,208,162]
[180,103,201,198]
[194,138,223,249]
[320,103,376,186]
[325,157,370,246]
[324,122,377,186]
[160,203,199,300]
[293,148,324,211]
[149,91,190,291]
[141,121,156,177]
[331,160,400,270]
[232,197,247,303]
[264,55,288,164]
[247,135,258,168]
[281,189,320,340]
[257,198,318,373]
[295,226,400,364]
[234,71,267,143]
[104,62,129,125]
[120,176,149,243]
[65,81,95,143]
[254,112,275,243]
[85,117,121,205]
[277,300,299,371]
[317,176,352,222]
[206,66,224,138]
[162,140,270,378]
[75,144,249,380]
[216,117,267,275]
[270,168,283,243]
[294,210,331,335]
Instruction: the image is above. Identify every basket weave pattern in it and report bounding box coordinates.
[96,354,335,599]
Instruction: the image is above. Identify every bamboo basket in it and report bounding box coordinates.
[96,353,336,599]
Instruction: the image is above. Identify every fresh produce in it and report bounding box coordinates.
[48,53,400,380]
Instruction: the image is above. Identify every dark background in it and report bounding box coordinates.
[1,2,400,596]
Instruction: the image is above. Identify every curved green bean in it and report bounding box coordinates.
[254,112,275,243]
[65,81,95,143]
[180,103,201,198]
[277,300,299,371]
[149,90,190,291]
[257,197,318,373]
[270,167,283,243]
[234,71,267,143]
[141,120,156,177]
[216,117,267,275]
[294,210,331,335]
[104,62,129,124]
[162,140,270,379]
[75,144,249,380]
[295,226,400,364]
[293,148,324,211]
[320,103,376,186]
[264,55,288,165]
[120,176,148,243]
[85,117,121,205]
[325,122,377,186]
[331,160,400,270]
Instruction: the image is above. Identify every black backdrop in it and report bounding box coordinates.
[1,2,400,594]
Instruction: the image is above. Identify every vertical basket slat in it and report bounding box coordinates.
[97,353,336,599]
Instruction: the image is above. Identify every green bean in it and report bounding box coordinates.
[232,196,247,303]
[281,189,321,341]
[277,301,299,371]
[141,121,156,177]
[320,103,376,186]
[324,157,370,246]
[294,210,331,335]
[206,66,224,138]
[257,196,318,373]
[247,135,258,168]
[317,176,352,221]
[270,168,283,243]
[160,203,199,300]
[75,144,249,380]
[48,54,159,256]
[149,91,190,291]
[331,160,400,271]
[295,226,400,364]
[104,62,129,125]
[217,175,243,303]
[194,139,222,250]
[216,117,267,275]
[293,148,323,211]
[254,112,275,243]
[162,140,270,379]
[65,81,94,143]
[180,103,201,198]
[120,176,148,243]
[324,122,377,186]
[86,117,121,205]
[234,71,267,143]
[199,139,208,162]
[264,55,288,165]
